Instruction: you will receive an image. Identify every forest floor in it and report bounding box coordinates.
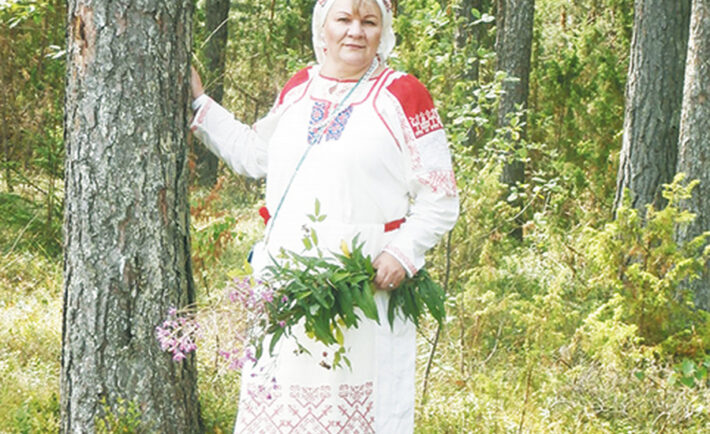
[1,176,709,433]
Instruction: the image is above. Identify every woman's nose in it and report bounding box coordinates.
[347,21,365,37]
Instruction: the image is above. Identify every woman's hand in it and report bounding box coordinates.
[373,252,406,291]
[190,65,204,100]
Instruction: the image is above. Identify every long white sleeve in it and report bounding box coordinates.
[378,74,459,275]
[190,96,269,179]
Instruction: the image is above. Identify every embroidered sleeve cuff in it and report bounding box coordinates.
[192,94,209,111]
[190,96,214,133]
[383,245,419,277]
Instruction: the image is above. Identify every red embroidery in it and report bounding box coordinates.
[419,170,458,197]
[235,381,374,433]
[308,102,354,144]
[386,75,443,139]
[191,98,213,132]
[278,67,312,106]
[372,69,401,149]
[336,383,374,432]
[384,245,418,276]
[408,108,443,138]
[237,384,286,433]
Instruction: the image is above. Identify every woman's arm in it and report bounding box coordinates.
[189,67,269,179]
[378,73,460,276]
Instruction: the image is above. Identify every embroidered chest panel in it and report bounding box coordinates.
[307,101,354,145]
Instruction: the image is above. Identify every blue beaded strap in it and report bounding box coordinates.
[263,59,380,245]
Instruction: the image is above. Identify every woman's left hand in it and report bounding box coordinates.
[190,65,204,100]
[373,252,406,291]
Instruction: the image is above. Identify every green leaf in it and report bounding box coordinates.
[310,228,319,247]
[668,374,677,386]
[402,287,419,327]
[358,281,380,323]
[680,376,696,388]
[681,359,695,377]
[269,327,284,356]
[387,295,397,328]
[336,284,357,326]
[312,314,335,344]
[335,326,344,346]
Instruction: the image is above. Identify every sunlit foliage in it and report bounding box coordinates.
[1,0,708,432]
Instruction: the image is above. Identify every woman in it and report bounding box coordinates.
[190,0,458,431]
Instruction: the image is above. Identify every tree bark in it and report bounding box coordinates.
[193,0,230,188]
[495,0,534,239]
[676,0,710,311]
[457,0,495,148]
[61,1,202,432]
[456,0,492,82]
[1,23,14,192]
[614,0,691,214]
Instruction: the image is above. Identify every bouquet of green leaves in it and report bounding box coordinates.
[156,202,447,371]
[256,234,446,369]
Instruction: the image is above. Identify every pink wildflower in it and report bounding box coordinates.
[172,351,186,362]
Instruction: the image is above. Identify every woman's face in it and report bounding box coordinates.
[322,0,382,77]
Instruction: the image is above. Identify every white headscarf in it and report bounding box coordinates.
[311,0,396,65]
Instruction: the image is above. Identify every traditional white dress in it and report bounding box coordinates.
[191,66,458,433]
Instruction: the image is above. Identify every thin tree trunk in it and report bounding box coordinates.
[1,27,13,192]
[61,1,202,432]
[615,0,691,214]
[456,0,490,82]
[496,0,534,240]
[194,0,230,188]
[676,0,710,311]
[457,0,494,147]
[1,94,10,192]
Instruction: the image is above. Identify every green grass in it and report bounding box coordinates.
[0,192,62,259]
[2,176,710,433]
[0,252,62,433]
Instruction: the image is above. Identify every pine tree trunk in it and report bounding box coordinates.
[193,0,230,188]
[1,97,10,192]
[457,0,495,148]
[614,0,691,214]
[1,35,13,192]
[61,1,202,432]
[676,0,710,311]
[496,0,534,239]
[456,0,484,81]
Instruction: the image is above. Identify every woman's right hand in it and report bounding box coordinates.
[190,65,204,100]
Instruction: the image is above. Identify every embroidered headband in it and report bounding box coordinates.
[311,0,396,65]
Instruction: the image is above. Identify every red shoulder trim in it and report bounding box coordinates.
[278,67,312,106]
[386,74,443,139]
